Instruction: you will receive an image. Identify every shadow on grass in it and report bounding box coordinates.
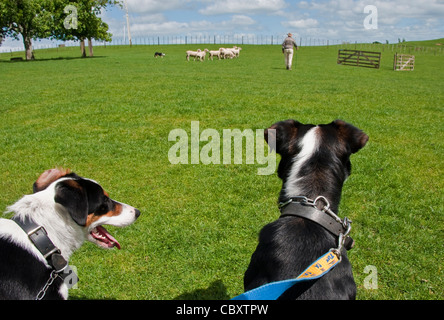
[0,56,107,63]
[69,295,117,300]
[174,280,231,300]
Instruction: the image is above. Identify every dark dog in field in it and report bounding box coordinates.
[243,119,368,300]
[0,168,140,300]
[154,52,165,58]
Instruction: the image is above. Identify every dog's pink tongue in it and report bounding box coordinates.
[96,226,121,249]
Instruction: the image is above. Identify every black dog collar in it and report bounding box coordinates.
[279,197,354,250]
[12,216,70,273]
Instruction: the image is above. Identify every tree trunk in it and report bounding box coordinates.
[88,38,93,57]
[80,39,86,58]
[23,35,34,61]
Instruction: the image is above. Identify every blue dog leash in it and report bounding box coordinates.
[232,196,352,300]
[232,249,341,300]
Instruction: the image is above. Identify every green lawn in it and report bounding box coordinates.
[0,40,442,300]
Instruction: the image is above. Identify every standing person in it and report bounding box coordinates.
[282,33,298,70]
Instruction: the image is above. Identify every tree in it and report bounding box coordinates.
[51,0,119,57]
[0,0,118,59]
[0,0,53,60]
[0,1,6,46]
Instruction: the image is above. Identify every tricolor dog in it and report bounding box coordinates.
[243,120,368,299]
[154,52,165,58]
[0,168,140,300]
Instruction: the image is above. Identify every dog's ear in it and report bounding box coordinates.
[264,127,277,152]
[54,179,88,226]
[334,120,369,154]
[265,119,300,155]
[33,168,72,193]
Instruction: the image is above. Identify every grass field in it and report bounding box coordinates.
[0,39,443,300]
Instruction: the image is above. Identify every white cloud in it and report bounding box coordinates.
[304,0,444,24]
[229,15,256,26]
[282,0,444,42]
[130,21,189,35]
[128,14,257,36]
[131,13,166,24]
[117,0,444,41]
[70,0,444,43]
[2,0,441,51]
[285,18,319,29]
[199,0,287,15]
[88,0,444,42]
[126,0,191,14]
[122,0,260,36]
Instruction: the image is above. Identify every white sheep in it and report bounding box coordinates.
[222,49,236,59]
[219,48,236,59]
[230,46,242,57]
[195,49,209,61]
[209,50,221,60]
[186,49,202,61]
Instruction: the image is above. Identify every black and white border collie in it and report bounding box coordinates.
[243,120,368,299]
[0,168,140,300]
[154,52,165,58]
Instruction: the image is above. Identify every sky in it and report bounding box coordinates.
[1,0,444,51]
[106,0,444,41]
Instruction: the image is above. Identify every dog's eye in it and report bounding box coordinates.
[94,196,114,215]
[95,204,109,215]
[94,198,111,215]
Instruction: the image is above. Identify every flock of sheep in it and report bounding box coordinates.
[186,46,242,61]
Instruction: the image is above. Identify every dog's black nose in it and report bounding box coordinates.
[135,209,141,218]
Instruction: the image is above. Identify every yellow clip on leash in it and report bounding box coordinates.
[232,250,341,300]
[295,250,340,280]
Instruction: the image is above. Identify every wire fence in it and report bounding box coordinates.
[2,34,443,56]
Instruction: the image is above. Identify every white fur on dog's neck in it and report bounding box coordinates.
[285,126,320,198]
[1,181,82,301]
[5,181,85,261]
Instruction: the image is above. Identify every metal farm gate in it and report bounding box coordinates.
[337,49,381,69]
[393,53,415,71]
